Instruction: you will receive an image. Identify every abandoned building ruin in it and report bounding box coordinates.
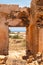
[0,0,43,56]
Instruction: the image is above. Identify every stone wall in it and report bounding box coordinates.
[0,4,30,55]
[30,0,43,54]
[0,23,8,55]
[0,0,43,55]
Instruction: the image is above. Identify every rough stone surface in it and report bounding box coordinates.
[0,0,43,55]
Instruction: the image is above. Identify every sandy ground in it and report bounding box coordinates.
[6,38,27,65]
[0,36,42,65]
[5,38,43,65]
[0,50,26,65]
[8,50,26,60]
[6,50,43,65]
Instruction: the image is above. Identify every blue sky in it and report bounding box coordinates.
[9,27,26,32]
[0,0,31,7]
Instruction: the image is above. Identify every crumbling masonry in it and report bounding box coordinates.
[0,0,43,55]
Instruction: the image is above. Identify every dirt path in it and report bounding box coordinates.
[6,50,26,65]
[5,50,43,65]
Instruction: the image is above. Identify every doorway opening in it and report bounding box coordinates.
[9,27,26,59]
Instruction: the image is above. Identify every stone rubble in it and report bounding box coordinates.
[0,55,7,64]
[27,52,43,65]
[6,51,43,65]
[0,51,43,65]
[0,52,42,65]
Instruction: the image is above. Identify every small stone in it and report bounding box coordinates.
[32,61,39,65]
[28,63,34,65]
[27,55,34,63]
[0,55,7,64]
[36,52,41,57]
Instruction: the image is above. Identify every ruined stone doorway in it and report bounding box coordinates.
[8,27,26,57]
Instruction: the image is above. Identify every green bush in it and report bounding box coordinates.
[9,35,22,39]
